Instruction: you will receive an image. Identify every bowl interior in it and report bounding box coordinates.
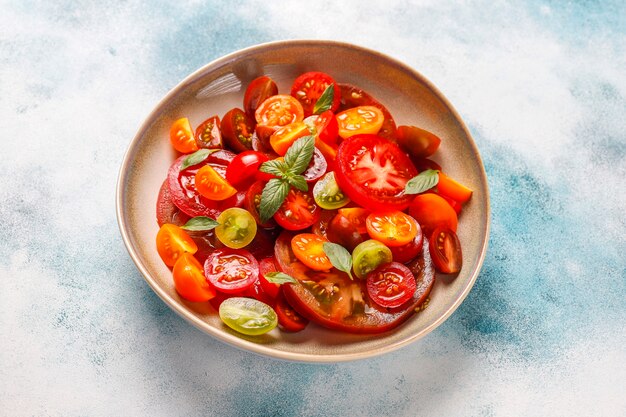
[117,41,489,362]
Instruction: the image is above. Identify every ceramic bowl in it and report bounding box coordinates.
[116,40,490,362]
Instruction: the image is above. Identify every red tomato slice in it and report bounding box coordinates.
[172,253,216,302]
[274,189,321,231]
[408,193,458,236]
[203,248,258,294]
[334,135,418,211]
[244,76,278,116]
[221,108,255,153]
[429,227,462,274]
[338,84,396,141]
[366,262,416,308]
[194,116,222,149]
[291,72,341,117]
[275,289,309,332]
[156,179,190,227]
[255,95,304,127]
[258,256,281,299]
[276,232,434,334]
[156,223,197,267]
[169,117,198,153]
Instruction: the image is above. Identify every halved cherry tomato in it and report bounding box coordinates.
[195,164,238,201]
[429,227,462,274]
[313,171,350,210]
[408,193,458,235]
[255,95,304,127]
[436,172,473,204]
[302,148,327,183]
[258,257,281,299]
[226,150,271,189]
[269,121,310,155]
[334,135,418,211]
[366,262,417,308]
[337,208,370,234]
[336,106,384,139]
[314,137,338,171]
[204,248,258,294]
[327,211,369,252]
[291,233,333,271]
[252,124,279,154]
[389,226,424,264]
[291,71,341,116]
[156,223,198,267]
[304,110,339,144]
[396,125,441,159]
[172,253,216,302]
[244,76,278,116]
[338,83,397,141]
[194,116,222,149]
[352,239,393,279]
[221,108,255,153]
[215,207,257,249]
[169,117,198,153]
[156,179,190,227]
[275,289,309,332]
[274,189,320,231]
[243,180,277,228]
[365,211,419,247]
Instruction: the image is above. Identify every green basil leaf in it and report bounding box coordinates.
[259,159,288,177]
[264,272,298,285]
[323,242,354,280]
[180,216,220,231]
[180,149,219,171]
[259,178,290,223]
[404,169,440,195]
[287,175,308,192]
[313,83,335,115]
[283,135,315,175]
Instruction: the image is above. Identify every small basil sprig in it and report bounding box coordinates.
[264,272,298,285]
[404,169,439,194]
[180,149,219,170]
[313,83,335,114]
[323,242,354,280]
[180,216,220,231]
[258,135,315,223]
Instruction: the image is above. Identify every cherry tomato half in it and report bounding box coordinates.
[194,116,222,149]
[255,95,304,128]
[274,189,321,231]
[291,233,333,271]
[429,227,463,274]
[389,226,424,264]
[170,117,198,153]
[338,83,397,141]
[270,121,311,156]
[366,262,417,309]
[336,106,384,139]
[291,71,341,117]
[352,239,392,280]
[304,110,339,145]
[302,148,327,183]
[275,289,309,332]
[204,248,258,294]
[244,75,278,116]
[334,135,418,211]
[396,125,441,159]
[408,193,458,236]
[156,223,198,267]
[436,172,473,204]
[215,207,257,249]
[156,179,190,227]
[313,171,350,210]
[243,180,277,228]
[195,164,238,201]
[226,150,271,189]
[221,108,255,153]
[172,253,216,302]
[365,211,420,247]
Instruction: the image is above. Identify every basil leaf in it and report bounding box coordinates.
[259,159,287,177]
[180,216,220,231]
[404,169,440,194]
[180,149,218,171]
[264,272,298,285]
[313,83,335,115]
[259,178,290,223]
[323,242,354,280]
[287,175,308,192]
[283,135,315,175]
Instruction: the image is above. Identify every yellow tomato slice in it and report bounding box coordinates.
[336,106,384,139]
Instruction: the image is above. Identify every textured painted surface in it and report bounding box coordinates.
[1,1,625,416]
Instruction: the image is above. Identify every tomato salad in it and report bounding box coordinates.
[156,71,472,336]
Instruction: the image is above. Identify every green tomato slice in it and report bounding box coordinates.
[215,207,257,249]
[352,239,392,279]
[219,297,278,336]
[313,171,350,210]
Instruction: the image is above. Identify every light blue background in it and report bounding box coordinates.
[1,1,624,416]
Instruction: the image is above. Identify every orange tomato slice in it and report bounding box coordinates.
[291,233,333,271]
[255,94,304,127]
[365,211,419,247]
[169,117,199,153]
[336,106,384,139]
[194,165,237,201]
[172,253,216,302]
[408,193,458,236]
[437,172,473,204]
[156,223,198,267]
[270,122,311,155]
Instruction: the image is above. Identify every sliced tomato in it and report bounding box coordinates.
[366,262,416,309]
[365,211,419,247]
[204,248,258,294]
[436,172,473,204]
[314,137,338,171]
[291,233,333,271]
[172,253,216,302]
[302,148,327,183]
[276,232,434,334]
[195,165,238,201]
[194,116,222,149]
[255,95,304,127]
[274,189,320,231]
[156,179,190,227]
[396,125,441,159]
[170,117,198,153]
[408,193,458,236]
[156,223,197,267]
[225,150,271,189]
[244,76,278,116]
[290,71,341,116]
[336,106,384,139]
[429,227,462,274]
[275,289,309,332]
[221,108,255,153]
[389,226,424,264]
[258,256,281,299]
[334,135,418,211]
[338,83,396,141]
[304,110,339,145]
[269,121,311,155]
[243,180,277,228]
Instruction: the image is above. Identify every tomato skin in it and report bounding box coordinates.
[311,209,337,239]
[156,223,198,267]
[408,193,458,236]
[222,108,255,153]
[274,189,321,231]
[291,71,341,116]
[204,248,259,294]
[411,157,442,172]
[225,151,271,189]
[194,116,222,149]
[275,289,309,332]
[170,117,199,153]
[429,227,463,274]
[243,180,277,228]
[336,106,384,139]
[334,135,418,211]
[436,172,473,204]
[258,257,281,299]
[291,233,333,271]
[244,76,278,116]
[255,95,304,127]
[396,125,441,159]
[365,211,420,247]
[338,83,397,141]
[270,122,311,155]
[304,110,338,145]
[172,253,216,302]
[195,165,238,201]
[327,212,369,252]
[389,226,424,264]
[366,262,417,308]
[156,179,190,227]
